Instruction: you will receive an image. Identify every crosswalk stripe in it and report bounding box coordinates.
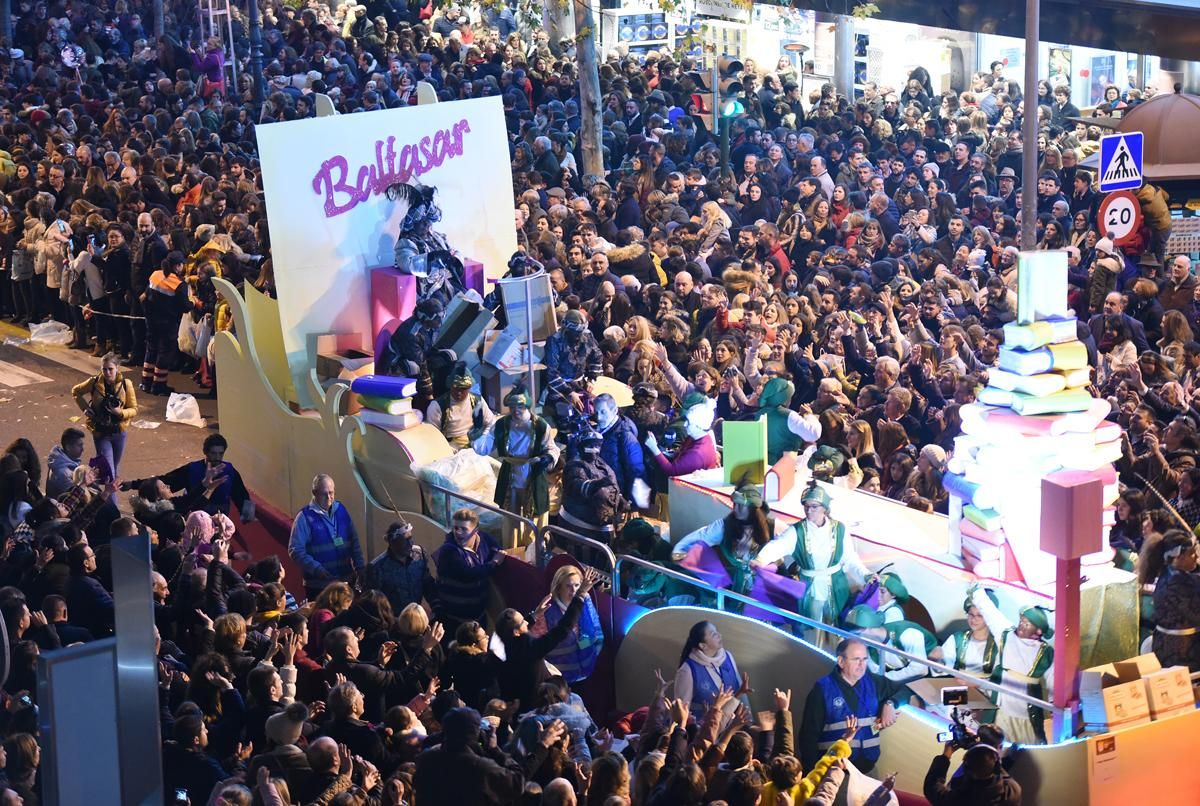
[0,360,54,387]
[22,342,100,376]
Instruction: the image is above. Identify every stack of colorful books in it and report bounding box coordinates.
[350,375,424,431]
[943,255,1118,587]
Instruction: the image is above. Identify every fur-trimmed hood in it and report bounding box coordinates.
[131,495,176,520]
[606,242,648,263]
[721,267,760,292]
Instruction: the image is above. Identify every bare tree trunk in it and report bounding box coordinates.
[154,0,164,39]
[573,0,603,178]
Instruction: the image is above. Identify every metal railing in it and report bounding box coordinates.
[612,553,1062,727]
[417,479,538,549]
[408,479,1067,736]
[537,523,617,573]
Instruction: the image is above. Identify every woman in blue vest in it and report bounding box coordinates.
[673,620,748,723]
[530,564,605,683]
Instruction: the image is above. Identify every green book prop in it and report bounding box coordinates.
[723,417,768,484]
[357,394,414,415]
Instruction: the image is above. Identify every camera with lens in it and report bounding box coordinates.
[554,400,594,459]
[86,390,124,431]
[935,707,980,750]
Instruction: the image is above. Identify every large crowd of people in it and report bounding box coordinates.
[0,0,1196,803]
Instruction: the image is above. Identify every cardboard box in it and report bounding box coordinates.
[314,333,374,381]
[1142,666,1194,718]
[1080,660,1153,730]
[483,328,527,372]
[1113,653,1163,680]
[433,292,497,360]
[907,677,997,710]
[480,363,545,414]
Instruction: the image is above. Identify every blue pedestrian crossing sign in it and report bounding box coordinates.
[1098,131,1143,192]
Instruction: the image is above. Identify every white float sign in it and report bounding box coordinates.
[257,96,518,401]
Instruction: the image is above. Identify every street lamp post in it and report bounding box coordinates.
[249,0,265,106]
[1020,0,1039,251]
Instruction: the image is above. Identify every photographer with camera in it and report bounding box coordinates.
[543,309,603,416]
[924,721,1021,805]
[70,351,138,476]
[557,428,629,546]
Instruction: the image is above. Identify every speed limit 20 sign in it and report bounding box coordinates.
[1098,190,1143,247]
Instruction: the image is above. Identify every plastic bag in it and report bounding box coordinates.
[414,450,502,532]
[178,314,213,359]
[177,313,196,355]
[194,314,213,361]
[29,320,73,345]
[165,392,207,428]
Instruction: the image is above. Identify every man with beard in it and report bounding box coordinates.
[474,387,560,522]
[426,363,496,451]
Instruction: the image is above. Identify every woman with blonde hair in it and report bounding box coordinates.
[623,314,655,346]
[968,109,990,141]
[1039,144,1063,177]
[845,419,881,473]
[392,602,445,699]
[698,200,731,253]
[71,351,138,475]
[530,564,605,682]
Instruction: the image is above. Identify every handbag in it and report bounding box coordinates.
[10,248,33,281]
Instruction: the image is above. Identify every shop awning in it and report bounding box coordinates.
[786,0,1200,62]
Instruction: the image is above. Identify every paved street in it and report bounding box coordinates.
[0,320,221,486]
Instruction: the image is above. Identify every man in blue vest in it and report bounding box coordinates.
[800,637,905,774]
[288,474,365,599]
[122,432,255,520]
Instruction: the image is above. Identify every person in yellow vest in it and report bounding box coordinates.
[970,587,1054,745]
[760,687,855,804]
